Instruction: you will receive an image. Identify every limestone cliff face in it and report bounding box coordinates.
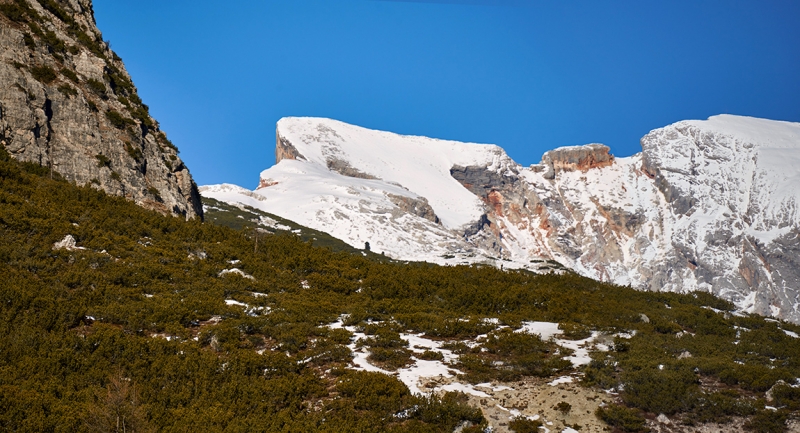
[0,0,202,219]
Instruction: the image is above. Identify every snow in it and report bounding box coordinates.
[275,117,512,229]
[325,317,558,398]
[224,299,269,316]
[515,322,601,367]
[224,299,247,307]
[547,376,574,386]
[218,268,254,280]
[516,321,561,340]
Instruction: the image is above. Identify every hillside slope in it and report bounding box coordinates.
[202,115,800,323]
[2,146,800,431]
[0,0,202,218]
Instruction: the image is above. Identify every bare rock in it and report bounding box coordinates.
[540,144,614,180]
[0,0,202,219]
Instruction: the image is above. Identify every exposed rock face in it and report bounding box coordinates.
[202,115,800,323]
[460,115,800,322]
[0,0,202,219]
[540,144,613,179]
[387,193,439,224]
[275,131,304,162]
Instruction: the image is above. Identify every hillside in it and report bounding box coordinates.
[1,146,799,431]
[202,115,800,324]
[201,194,397,259]
[0,0,202,218]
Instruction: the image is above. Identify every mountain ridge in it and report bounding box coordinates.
[202,115,800,323]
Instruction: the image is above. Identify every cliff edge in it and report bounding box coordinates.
[0,0,202,219]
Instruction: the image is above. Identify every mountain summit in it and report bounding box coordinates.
[202,115,800,323]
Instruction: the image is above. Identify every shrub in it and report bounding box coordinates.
[622,365,698,414]
[38,0,72,24]
[418,350,444,361]
[559,321,592,340]
[367,347,412,370]
[95,154,111,168]
[30,65,57,84]
[147,186,162,202]
[60,68,79,83]
[771,382,800,410]
[41,29,65,54]
[0,2,27,22]
[509,417,543,433]
[555,401,572,413]
[596,405,648,432]
[57,84,77,97]
[336,370,411,413]
[414,392,486,430]
[22,32,35,49]
[124,142,143,162]
[86,78,106,95]
[744,409,789,433]
[689,390,756,424]
[105,110,135,129]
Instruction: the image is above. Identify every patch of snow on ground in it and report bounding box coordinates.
[516,321,562,340]
[326,317,495,397]
[225,299,247,307]
[516,322,602,367]
[218,268,255,280]
[547,376,574,386]
[224,299,268,316]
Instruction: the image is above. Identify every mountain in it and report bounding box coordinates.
[0,0,202,219]
[202,115,800,323]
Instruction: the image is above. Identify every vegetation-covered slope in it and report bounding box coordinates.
[202,196,395,259]
[0,149,799,432]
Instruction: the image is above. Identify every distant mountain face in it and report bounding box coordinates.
[0,0,202,219]
[202,115,800,323]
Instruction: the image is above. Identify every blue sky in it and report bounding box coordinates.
[93,1,800,188]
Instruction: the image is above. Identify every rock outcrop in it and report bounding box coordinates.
[539,144,613,179]
[0,0,202,219]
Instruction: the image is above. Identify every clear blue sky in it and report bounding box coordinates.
[93,0,800,188]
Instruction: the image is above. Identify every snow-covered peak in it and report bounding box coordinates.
[642,114,800,238]
[686,114,800,148]
[275,117,517,229]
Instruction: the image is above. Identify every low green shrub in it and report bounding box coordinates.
[744,409,789,433]
[105,110,135,129]
[596,404,648,432]
[57,84,77,97]
[30,65,57,83]
[60,68,79,83]
[622,365,698,414]
[509,416,543,433]
[86,78,106,95]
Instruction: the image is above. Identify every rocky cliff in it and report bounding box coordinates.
[202,115,800,323]
[0,0,202,219]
